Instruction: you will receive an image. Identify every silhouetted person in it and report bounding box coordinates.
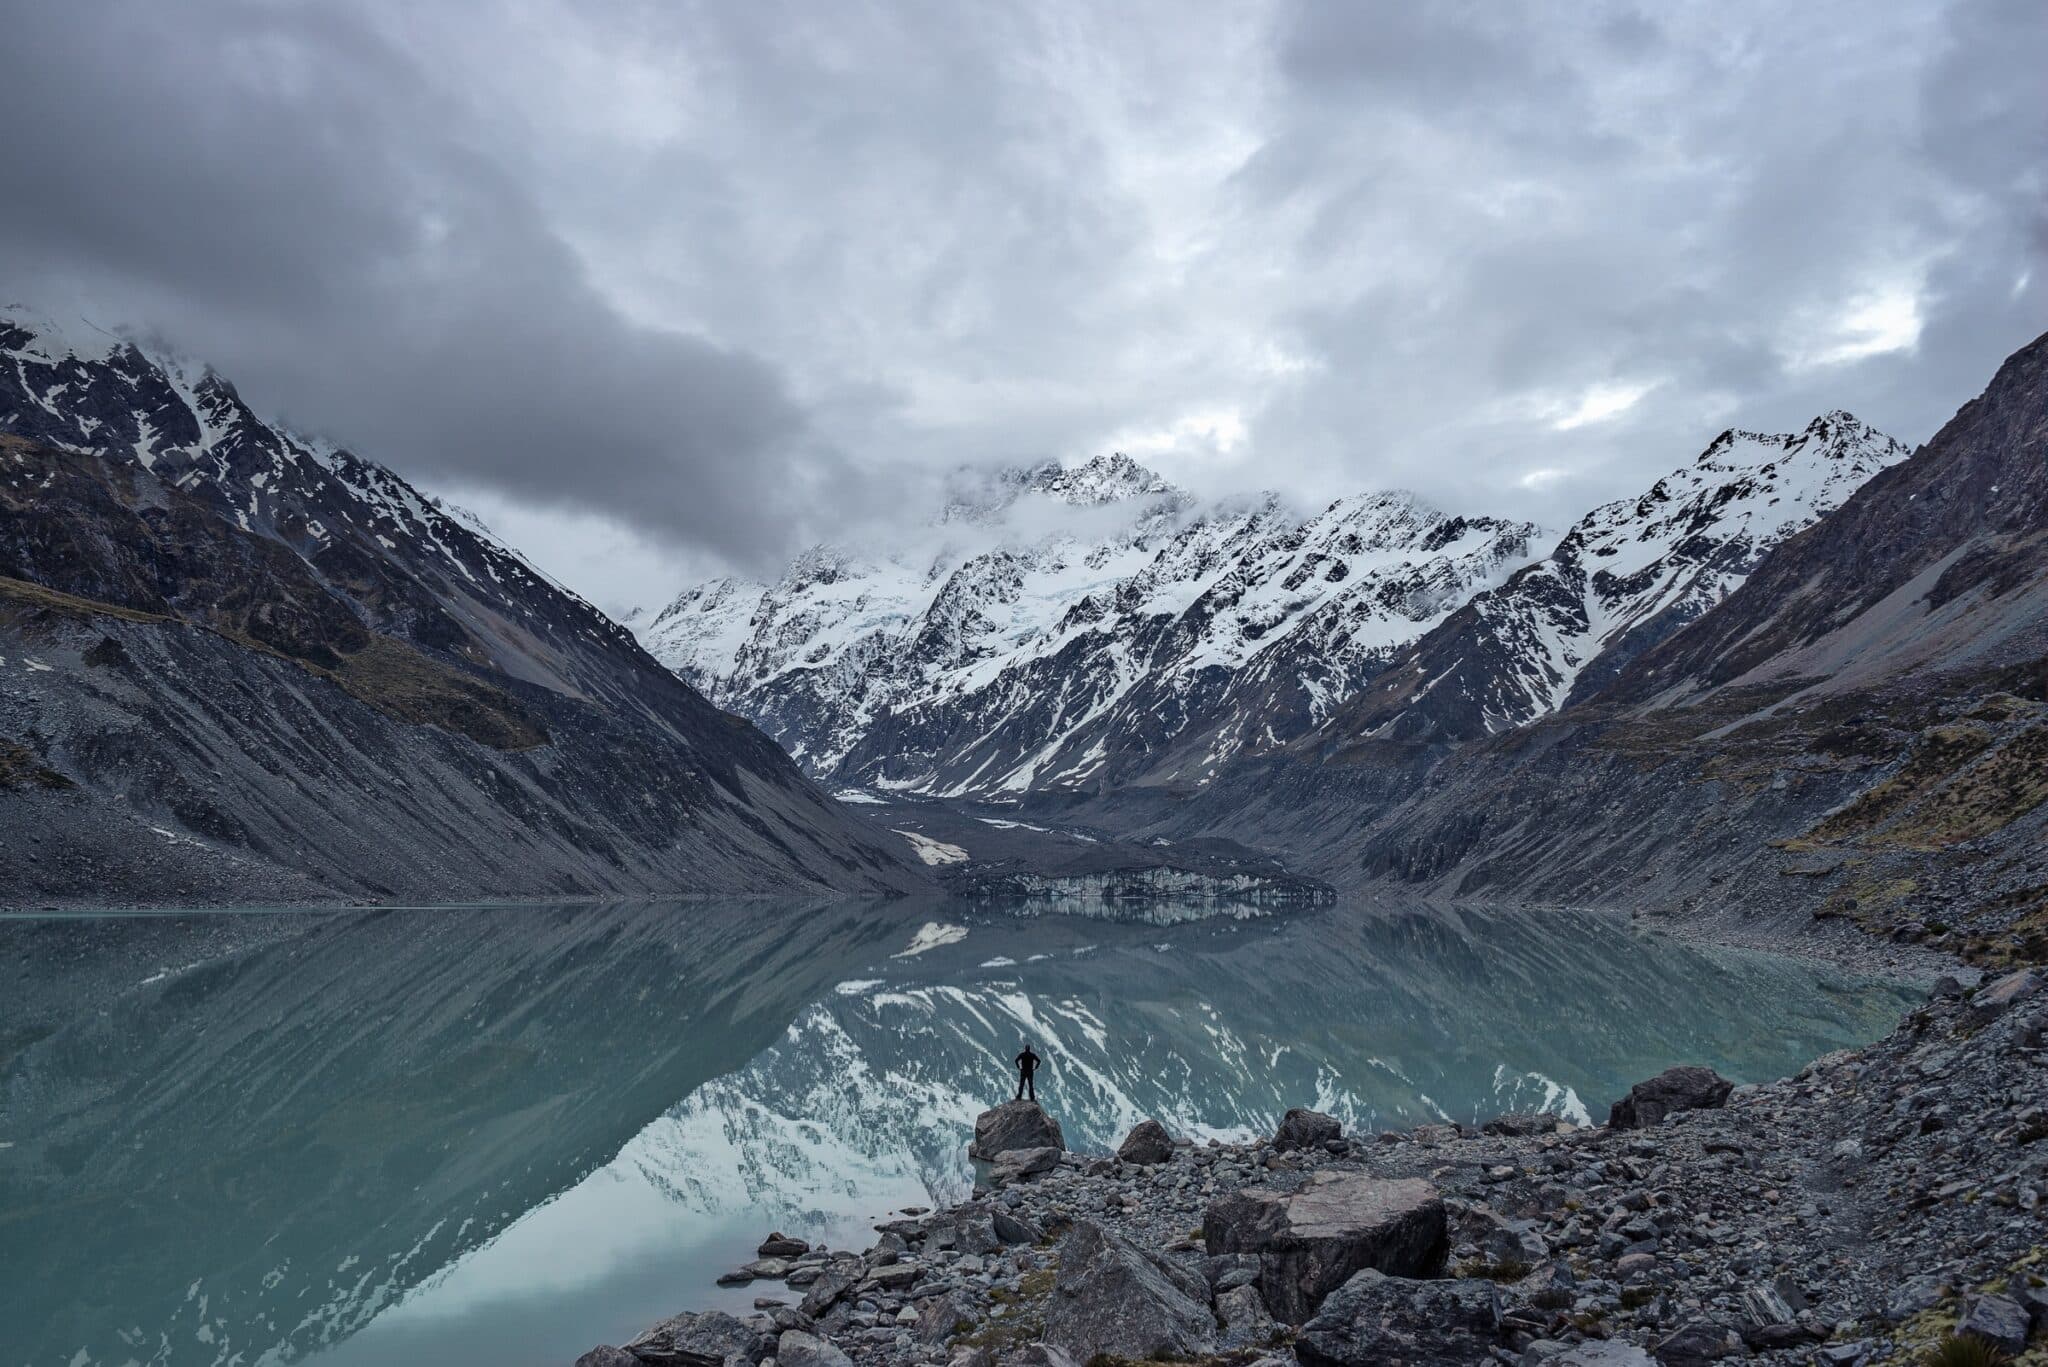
[1014,1041,1042,1102]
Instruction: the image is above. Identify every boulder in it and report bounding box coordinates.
[1650,1319,1745,1364]
[1738,1282,1809,1348]
[1203,1172,1446,1323]
[573,1350,639,1367]
[1001,1348,1081,1367]
[1043,1220,1216,1361]
[1969,968,2042,1025]
[1885,1273,1950,1322]
[969,1101,1064,1159]
[775,1330,853,1367]
[1607,1066,1734,1129]
[927,1206,1003,1255]
[1117,1118,1177,1165]
[1552,1344,1656,1366]
[758,1232,810,1258]
[798,1265,860,1319]
[1960,1293,2033,1355]
[989,1145,1062,1185]
[1446,1198,1547,1267]
[870,1262,923,1291]
[1481,1111,1559,1137]
[991,1209,1042,1245]
[914,1290,975,1346]
[1215,1282,1279,1350]
[1272,1106,1343,1152]
[1294,1269,1501,1367]
[1516,1258,1578,1310]
[2019,1282,2048,1334]
[625,1310,768,1366]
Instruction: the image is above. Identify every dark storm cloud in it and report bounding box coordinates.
[0,0,832,567]
[1240,0,2046,528]
[1,0,2041,604]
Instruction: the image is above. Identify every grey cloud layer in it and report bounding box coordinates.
[2,0,2042,598]
[0,1,830,566]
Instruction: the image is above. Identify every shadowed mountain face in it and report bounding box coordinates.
[1108,330,2048,958]
[1317,414,1908,747]
[0,901,1915,1367]
[0,309,923,902]
[1604,331,2048,704]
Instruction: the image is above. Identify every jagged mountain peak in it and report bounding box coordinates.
[1028,450,1180,505]
[0,302,131,366]
[0,314,924,901]
[640,459,1542,795]
[1311,412,1911,749]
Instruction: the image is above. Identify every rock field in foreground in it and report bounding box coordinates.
[577,967,2046,1367]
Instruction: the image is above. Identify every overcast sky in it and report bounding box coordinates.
[3,0,2042,613]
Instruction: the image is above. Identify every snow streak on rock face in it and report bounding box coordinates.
[641,454,1539,796]
[0,304,920,901]
[1317,412,1911,747]
[0,305,609,649]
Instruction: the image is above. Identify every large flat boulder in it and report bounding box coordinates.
[924,1205,1002,1255]
[968,1101,1065,1159]
[1294,1269,1502,1367]
[1202,1173,1446,1323]
[1969,967,2042,1026]
[774,1330,852,1367]
[1607,1066,1734,1129]
[989,1145,1062,1185]
[624,1310,768,1366]
[1043,1220,1216,1361]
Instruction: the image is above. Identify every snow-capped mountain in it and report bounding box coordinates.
[1311,412,1911,746]
[0,304,920,901]
[641,454,1540,797]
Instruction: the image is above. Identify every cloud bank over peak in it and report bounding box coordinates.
[2,0,2040,610]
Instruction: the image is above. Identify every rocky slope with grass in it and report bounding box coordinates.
[571,964,2045,1367]
[0,308,924,905]
[1067,328,2048,971]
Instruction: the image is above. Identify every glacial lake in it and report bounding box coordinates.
[0,899,1920,1367]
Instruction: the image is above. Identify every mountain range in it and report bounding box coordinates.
[642,413,1908,796]
[1154,331,2048,963]
[3,296,2042,947]
[0,306,922,904]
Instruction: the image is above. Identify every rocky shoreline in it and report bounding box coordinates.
[570,965,2045,1367]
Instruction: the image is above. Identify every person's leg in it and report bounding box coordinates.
[1026,1073,1035,1102]
[1015,1073,1025,1100]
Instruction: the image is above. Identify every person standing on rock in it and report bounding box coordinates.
[1013,1040,1043,1102]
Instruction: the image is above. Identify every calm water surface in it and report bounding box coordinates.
[0,898,1920,1367]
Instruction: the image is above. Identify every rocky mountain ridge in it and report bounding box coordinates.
[642,455,1542,798]
[1101,328,2048,971]
[646,410,1908,803]
[1320,413,1910,747]
[0,305,923,904]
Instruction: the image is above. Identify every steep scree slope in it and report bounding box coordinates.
[0,307,923,904]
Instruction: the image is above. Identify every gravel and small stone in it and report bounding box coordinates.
[572,966,2048,1367]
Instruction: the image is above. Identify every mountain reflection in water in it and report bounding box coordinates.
[0,900,1919,1367]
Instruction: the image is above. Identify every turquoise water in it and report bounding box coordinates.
[0,899,1918,1367]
